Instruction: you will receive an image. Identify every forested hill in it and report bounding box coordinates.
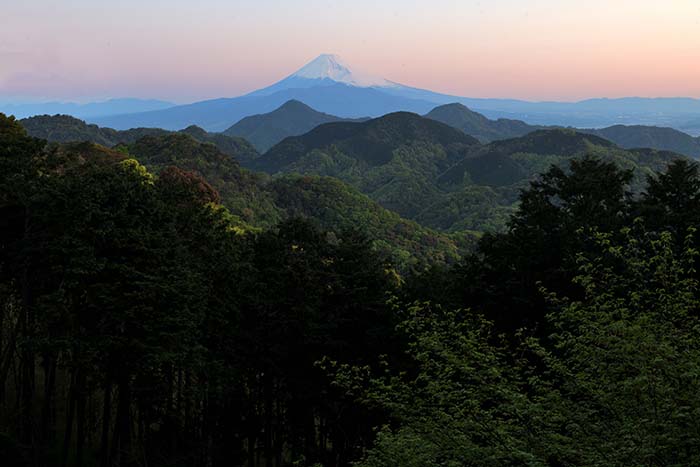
[20,114,262,165]
[581,124,700,158]
[18,112,689,234]
[23,107,700,167]
[424,102,544,142]
[258,118,684,231]
[426,102,700,158]
[257,111,480,172]
[13,115,469,269]
[126,132,470,267]
[5,110,700,467]
[223,99,367,152]
[20,114,167,145]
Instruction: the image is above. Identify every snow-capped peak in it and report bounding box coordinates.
[292,54,352,81]
[290,54,391,88]
[247,53,400,97]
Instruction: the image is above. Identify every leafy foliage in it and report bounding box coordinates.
[341,226,700,467]
[259,117,684,232]
[4,110,700,467]
[268,175,474,268]
[125,132,282,227]
[0,113,402,466]
[20,114,260,164]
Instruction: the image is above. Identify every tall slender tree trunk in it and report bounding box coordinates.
[19,210,35,448]
[75,370,87,467]
[20,296,35,444]
[112,375,132,467]
[41,354,57,442]
[304,408,317,466]
[62,371,77,467]
[0,311,22,406]
[275,396,283,467]
[99,377,112,467]
[0,304,4,405]
[263,375,273,467]
[247,376,258,467]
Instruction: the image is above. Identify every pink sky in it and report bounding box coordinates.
[1,0,699,103]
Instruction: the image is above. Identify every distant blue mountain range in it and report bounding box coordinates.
[90,83,438,132]
[0,98,175,120]
[3,54,700,134]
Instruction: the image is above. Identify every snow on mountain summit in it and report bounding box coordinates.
[247,53,402,97]
[290,54,391,87]
[292,54,353,81]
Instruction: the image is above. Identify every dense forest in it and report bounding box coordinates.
[3,110,700,467]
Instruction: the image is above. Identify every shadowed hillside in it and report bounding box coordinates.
[259,122,684,231]
[223,100,366,152]
[425,103,544,142]
[425,103,700,159]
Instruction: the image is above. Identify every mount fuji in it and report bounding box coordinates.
[87,54,700,132]
[250,54,394,93]
[91,54,454,131]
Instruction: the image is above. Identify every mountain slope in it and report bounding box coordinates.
[20,114,168,145]
[125,133,280,227]
[425,103,542,142]
[91,83,438,132]
[20,114,261,165]
[259,121,684,232]
[19,112,689,235]
[582,125,700,159]
[257,112,480,221]
[426,104,700,159]
[250,54,392,96]
[438,129,679,192]
[76,54,700,132]
[258,111,479,170]
[10,55,700,132]
[223,100,365,152]
[454,96,700,129]
[1,98,175,119]
[267,175,471,267]
[123,132,470,268]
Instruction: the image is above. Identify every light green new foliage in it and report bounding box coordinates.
[533,225,700,466]
[344,225,700,467]
[347,303,555,467]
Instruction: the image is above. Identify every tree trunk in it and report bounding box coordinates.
[62,371,77,467]
[264,375,273,467]
[0,311,22,406]
[112,375,132,467]
[19,292,34,445]
[19,210,35,448]
[75,370,87,467]
[99,378,112,467]
[41,354,57,442]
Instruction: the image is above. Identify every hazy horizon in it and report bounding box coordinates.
[2,0,700,104]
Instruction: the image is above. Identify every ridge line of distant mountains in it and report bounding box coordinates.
[5,54,700,134]
[12,102,688,238]
[19,100,700,159]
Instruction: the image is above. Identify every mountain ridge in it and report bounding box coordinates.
[256,114,685,231]
[20,113,261,165]
[223,100,367,152]
[77,54,700,132]
[426,103,700,159]
[0,98,175,120]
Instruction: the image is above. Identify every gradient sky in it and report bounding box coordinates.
[2,0,699,103]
